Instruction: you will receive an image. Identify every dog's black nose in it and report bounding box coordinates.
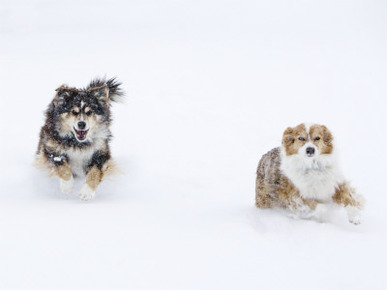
[306,147,315,156]
[78,121,86,130]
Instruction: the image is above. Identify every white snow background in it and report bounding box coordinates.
[1,0,387,289]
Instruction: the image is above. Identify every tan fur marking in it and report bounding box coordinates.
[282,124,308,156]
[102,86,109,102]
[56,163,73,181]
[255,183,273,208]
[87,84,106,92]
[332,183,363,208]
[46,140,57,149]
[34,153,51,173]
[303,199,318,210]
[309,125,333,154]
[86,166,104,191]
[60,113,78,135]
[35,152,72,180]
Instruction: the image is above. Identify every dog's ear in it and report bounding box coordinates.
[54,85,75,106]
[282,127,295,147]
[88,85,109,104]
[321,125,334,146]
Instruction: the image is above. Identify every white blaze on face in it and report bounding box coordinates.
[303,123,313,134]
[299,123,319,158]
[71,105,89,141]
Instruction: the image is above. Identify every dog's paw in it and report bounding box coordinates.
[349,216,361,225]
[346,206,361,225]
[79,184,95,201]
[59,177,73,195]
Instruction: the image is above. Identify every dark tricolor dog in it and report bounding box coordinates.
[36,78,123,200]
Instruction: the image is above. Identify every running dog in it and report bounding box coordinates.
[36,77,123,200]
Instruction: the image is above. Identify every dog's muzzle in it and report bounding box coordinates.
[74,121,89,141]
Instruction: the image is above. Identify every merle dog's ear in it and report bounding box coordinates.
[321,125,334,146]
[88,85,109,103]
[282,127,295,147]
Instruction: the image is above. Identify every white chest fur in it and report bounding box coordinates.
[63,139,105,177]
[66,148,95,177]
[280,149,344,202]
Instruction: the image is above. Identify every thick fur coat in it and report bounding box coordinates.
[35,77,123,200]
[255,123,364,224]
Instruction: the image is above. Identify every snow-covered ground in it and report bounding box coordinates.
[1,0,387,289]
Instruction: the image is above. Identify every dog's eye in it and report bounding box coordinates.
[314,136,321,141]
[85,111,92,116]
[298,137,306,141]
[71,110,79,116]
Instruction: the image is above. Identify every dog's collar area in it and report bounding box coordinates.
[57,133,92,148]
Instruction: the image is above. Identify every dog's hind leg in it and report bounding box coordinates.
[255,182,273,209]
[80,165,104,201]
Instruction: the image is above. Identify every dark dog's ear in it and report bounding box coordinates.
[88,85,109,104]
[282,127,295,147]
[322,125,334,146]
[54,85,75,106]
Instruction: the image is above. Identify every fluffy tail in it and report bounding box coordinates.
[87,77,124,102]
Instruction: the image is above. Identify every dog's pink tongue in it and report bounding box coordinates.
[78,131,87,140]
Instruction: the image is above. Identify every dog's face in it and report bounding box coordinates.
[282,123,333,158]
[54,85,110,142]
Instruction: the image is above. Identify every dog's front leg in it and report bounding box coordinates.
[303,200,330,222]
[47,153,73,195]
[58,165,74,195]
[287,194,329,222]
[53,159,73,195]
[333,183,364,225]
[80,165,104,201]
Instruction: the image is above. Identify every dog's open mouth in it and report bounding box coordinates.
[74,128,89,141]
